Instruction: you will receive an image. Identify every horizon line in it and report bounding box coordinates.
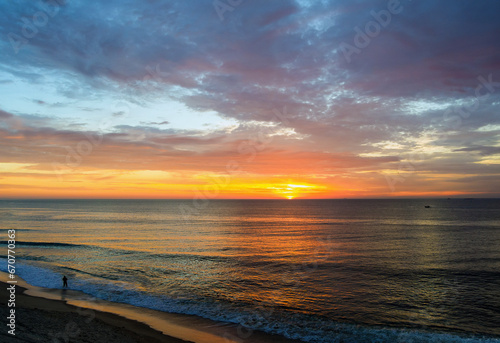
[1,197,499,201]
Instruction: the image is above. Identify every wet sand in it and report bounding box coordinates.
[0,272,304,343]
[0,279,186,342]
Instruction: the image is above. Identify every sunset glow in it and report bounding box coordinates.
[1,1,500,199]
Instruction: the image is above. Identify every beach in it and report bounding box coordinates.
[0,278,185,343]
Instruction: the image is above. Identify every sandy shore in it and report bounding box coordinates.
[1,272,305,343]
[0,279,187,343]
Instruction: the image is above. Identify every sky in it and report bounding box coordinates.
[0,0,500,199]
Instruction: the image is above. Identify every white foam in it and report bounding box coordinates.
[2,259,499,343]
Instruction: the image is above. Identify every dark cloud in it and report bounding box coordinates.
[454,146,500,156]
[0,1,499,195]
[142,121,170,125]
[2,1,500,113]
[0,109,14,119]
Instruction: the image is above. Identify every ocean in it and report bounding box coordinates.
[1,199,500,342]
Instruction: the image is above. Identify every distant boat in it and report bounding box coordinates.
[424,205,431,208]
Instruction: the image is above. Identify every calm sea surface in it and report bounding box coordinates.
[1,199,500,342]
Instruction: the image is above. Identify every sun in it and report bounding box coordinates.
[267,183,324,199]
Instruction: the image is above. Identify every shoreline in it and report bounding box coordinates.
[0,271,305,343]
[3,272,500,343]
[0,279,185,342]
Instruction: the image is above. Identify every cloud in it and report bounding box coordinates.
[0,109,13,119]
[454,146,500,156]
[0,111,399,176]
[142,121,170,125]
[2,1,500,112]
[0,1,499,197]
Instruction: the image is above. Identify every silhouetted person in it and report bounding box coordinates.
[62,275,68,288]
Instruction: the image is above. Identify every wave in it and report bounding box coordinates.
[1,260,499,343]
[0,240,83,247]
